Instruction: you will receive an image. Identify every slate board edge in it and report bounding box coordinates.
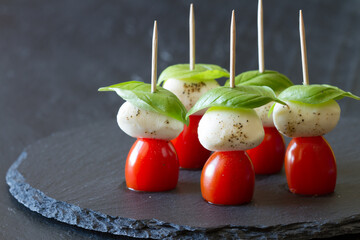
[5,148,360,240]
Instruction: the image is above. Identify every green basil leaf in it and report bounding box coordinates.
[268,103,276,118]
[158,64,229,85]
[278,84,360,104]
[224,70,293,94]
[186,85,286,117]
[99,81,189,125]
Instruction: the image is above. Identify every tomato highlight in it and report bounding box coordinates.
[285,136,336,195]
[246,127,286,174]
[201,151,255,205]
[125,138,179,192]
[171,115,211,169]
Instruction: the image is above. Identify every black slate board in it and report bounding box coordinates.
[6,118,360,239]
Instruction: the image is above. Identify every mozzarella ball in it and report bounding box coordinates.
[198,107,264,151]
[163,78,219,115]
[273,100,340,137]
[117,101,184,140]
[254,101,275,127]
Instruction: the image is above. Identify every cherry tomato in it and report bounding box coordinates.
[201,151,255,205]
[246,127,286,174]
[171,115,211,169]
[285,136,336,195]
[125,138,179,192]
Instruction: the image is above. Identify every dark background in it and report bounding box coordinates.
[1,0,360,239]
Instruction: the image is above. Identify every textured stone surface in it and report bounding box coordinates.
[6,118,360,239]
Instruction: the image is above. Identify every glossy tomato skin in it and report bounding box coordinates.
[285,136,336,195]
[201,151,255,205]
[125,138,179,192]
[246,127,286,174]
[171,115,211,169]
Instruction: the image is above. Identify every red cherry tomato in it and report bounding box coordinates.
[285,136,336,195]
[246,127,286,174]
[125,138,179,192]
[201,151,255,205]
[171,115,211,169]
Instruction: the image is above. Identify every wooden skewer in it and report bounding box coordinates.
[258,0,265,73]
[229,10,236,88]
[151,20,158,93]
[189,3,195,71]
[299,10,309,85]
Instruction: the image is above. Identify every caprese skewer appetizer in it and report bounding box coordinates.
[158,4,229,169]
[187,11,285,205]
[226,0,293,175]
[99,21,188,192]
[272,11,360,195]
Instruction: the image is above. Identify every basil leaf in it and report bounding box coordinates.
[158,64,229,85]
[186,85,286,117]
[99,81,189,125]
[224,70,293,94]
[278,84,360,104]
[268,103,276,118]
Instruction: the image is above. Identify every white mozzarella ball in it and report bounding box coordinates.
[254,101,275,127]
[163,78,219,115]
[117,101,184,140]
[273,100,340,138]
[198,107,264,151]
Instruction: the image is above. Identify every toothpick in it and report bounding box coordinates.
[151,20,158,93]
[189,3,195,71]
[258,0,265,73]
[299,10,309,85]
[229,10,236,88]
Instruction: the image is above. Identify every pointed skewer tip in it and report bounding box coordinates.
[151,20,158,93]
[229,10,236,88]
[257,0,265,73]
[299,9,309,85]
[189,3,195,70]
